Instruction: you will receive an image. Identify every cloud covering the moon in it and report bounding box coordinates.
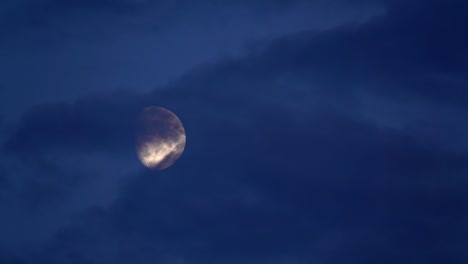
[136,106,186,170]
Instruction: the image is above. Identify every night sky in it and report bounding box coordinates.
[1,0,467,263]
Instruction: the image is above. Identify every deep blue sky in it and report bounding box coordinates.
[1,0,467,263]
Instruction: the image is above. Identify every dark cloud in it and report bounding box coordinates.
[0,0,467,263]
[263,0,468,97]
[3,91,141,157]
[18,101,467,263]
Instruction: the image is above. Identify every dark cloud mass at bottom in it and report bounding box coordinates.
[1,0,468,263]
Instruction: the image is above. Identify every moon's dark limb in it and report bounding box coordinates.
[136,106,186,170]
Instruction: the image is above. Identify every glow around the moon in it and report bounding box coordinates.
[136,106,186,170]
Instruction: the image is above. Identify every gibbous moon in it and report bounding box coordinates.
[136,106,186,170]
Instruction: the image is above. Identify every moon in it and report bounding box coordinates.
[136,106,186,170]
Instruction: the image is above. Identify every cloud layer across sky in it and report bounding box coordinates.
[1,0,467,263]
[0,0,381,117]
